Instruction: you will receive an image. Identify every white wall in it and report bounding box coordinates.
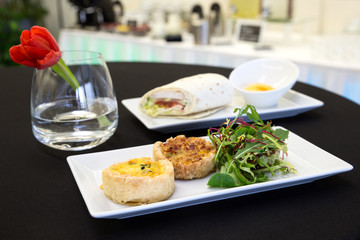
[321,0,360,34]
[42,0,77,38]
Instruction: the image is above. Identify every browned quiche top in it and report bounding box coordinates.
[160,135,216,164]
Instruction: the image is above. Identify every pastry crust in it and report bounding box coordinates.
[153,135,216,179]
[102,157,175,205]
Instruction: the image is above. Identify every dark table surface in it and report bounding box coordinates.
[1,62,359,240]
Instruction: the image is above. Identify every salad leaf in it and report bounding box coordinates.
[207,173,237,188]
[207,105,294,188]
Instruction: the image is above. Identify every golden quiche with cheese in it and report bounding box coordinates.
[102,157,175,205]
[153,135,216,179]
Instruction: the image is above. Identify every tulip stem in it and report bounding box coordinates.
[51,58,111,128]
[51,58,80,91]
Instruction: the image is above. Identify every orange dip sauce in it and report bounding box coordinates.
[245,83,275,91]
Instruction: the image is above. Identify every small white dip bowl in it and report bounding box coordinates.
[229,58,299,108]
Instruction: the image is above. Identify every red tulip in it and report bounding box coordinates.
[9,26,61,70]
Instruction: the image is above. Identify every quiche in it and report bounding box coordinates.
[153,135,216,179]
[102,157,175,205]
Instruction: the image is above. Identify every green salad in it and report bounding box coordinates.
[207,105,295,188]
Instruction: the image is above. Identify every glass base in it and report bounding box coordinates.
[33,126,117,151]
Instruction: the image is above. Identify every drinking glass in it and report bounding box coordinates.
[31,51,118,151]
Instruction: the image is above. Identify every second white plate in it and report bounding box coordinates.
[122,90,323,133]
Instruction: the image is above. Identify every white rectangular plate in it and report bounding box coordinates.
[122,90,324,133]
[67,131,352,219]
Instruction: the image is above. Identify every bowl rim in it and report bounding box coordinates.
[229,57,299,94]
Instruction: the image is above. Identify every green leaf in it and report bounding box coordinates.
[207,173,237,188]
[234,105,263,125]
[273,128,289,141]
[234,142,265,159]
[231,164,256,185]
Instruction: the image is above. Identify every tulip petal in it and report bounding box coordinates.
[30,26,60,52]
[36,50,61,70]
[20,30,31,46]
[9,45,37,68]
[29,35,53,51]
[23,45,49,59]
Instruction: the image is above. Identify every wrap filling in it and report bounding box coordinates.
[142,90,188,117]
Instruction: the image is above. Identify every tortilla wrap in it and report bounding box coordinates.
[139,73,233,118]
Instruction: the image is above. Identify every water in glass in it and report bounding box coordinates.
[32,97,117,150]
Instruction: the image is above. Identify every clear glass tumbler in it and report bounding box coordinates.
[31,51,118,151]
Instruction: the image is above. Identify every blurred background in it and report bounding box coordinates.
[1,0,360,104]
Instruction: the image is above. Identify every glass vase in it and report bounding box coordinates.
[31,51,118,151]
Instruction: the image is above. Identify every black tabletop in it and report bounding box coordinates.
[0,62,359,240]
